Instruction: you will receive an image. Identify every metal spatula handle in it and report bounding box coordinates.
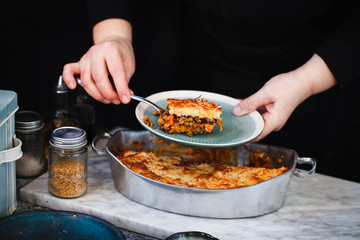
[130,95,164,113]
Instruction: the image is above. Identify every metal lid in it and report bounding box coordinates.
[15,111,44,132]
[55,75,68,94]
[50,126,87,149]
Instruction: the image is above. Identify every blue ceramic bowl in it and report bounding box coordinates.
[165,231,219,240]
[0,210,125,240]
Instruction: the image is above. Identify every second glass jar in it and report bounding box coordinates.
[15,111,46,177]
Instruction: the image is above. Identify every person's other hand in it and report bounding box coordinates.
[232,71,311,142]
[232,54,336,142]
[62,19,135,105]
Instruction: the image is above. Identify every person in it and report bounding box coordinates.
[62,0,360,182]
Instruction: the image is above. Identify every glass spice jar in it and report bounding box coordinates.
[15,111,47,177]
[48,126,88,198]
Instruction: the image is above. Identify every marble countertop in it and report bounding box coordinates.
[18,148,360,240]
[14,178,157,240]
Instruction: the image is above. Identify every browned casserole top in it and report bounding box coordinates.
[116,150,288,189]
[167,98,222,120]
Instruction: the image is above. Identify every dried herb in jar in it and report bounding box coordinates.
[49,160,87,198]
[48,126,88,198]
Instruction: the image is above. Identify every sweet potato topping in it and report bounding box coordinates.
[167,98,222,120]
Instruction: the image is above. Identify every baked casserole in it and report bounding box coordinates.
[115,149,288,189]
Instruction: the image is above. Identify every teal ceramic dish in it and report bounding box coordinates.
[0,211,125,240]
[135,90,264,148]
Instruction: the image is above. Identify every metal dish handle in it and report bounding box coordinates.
[91,132,113,155]
[293,157,317,178]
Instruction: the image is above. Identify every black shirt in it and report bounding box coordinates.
[87,0,360,95]
[86,0,360,182]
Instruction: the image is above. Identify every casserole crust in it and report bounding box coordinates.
[157,98,224,136]
[116,150,288,189]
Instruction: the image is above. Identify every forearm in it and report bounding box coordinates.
[295,53,337,97]
[93,18,132,44]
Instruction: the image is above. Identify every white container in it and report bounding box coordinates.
[0,90,22,217]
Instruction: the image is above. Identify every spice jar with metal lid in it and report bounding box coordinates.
[48,126,88,198]
[15,111,46,177]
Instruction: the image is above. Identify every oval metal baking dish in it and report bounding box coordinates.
[93,130,316,219]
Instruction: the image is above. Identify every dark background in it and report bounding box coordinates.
[3,3,180,234]
[3,1,360,182]
[2,0,184,132]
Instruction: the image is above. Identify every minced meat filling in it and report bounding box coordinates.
[158,110,223,137]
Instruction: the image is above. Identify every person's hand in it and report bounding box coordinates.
[232,71,311,142]
[62,19,135,105]
[232,54,336,142]
[62,36,135,104]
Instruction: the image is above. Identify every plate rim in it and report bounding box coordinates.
[135,90,264,148]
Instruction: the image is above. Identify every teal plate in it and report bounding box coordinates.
[135,90,264,148]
